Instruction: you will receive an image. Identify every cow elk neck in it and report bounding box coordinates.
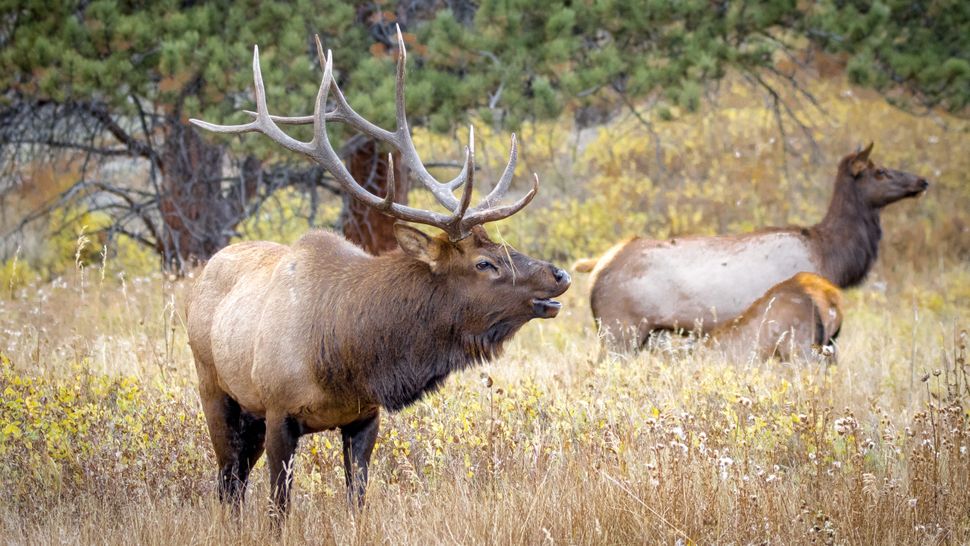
[808,143,929,287]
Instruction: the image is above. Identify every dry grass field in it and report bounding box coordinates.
[1,74,969,544]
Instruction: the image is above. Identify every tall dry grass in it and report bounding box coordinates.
[1,72,969,544]
[0,259,967,544]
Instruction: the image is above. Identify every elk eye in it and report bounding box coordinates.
[475,260,495,272]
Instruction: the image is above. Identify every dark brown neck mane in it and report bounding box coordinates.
[317,252,526,412]
[809,165,882,288]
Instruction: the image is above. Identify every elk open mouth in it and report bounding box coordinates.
[531,298,562,318]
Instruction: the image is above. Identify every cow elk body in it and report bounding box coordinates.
[186,29,570,515]
[575,144,928,351]
[708,272,843,362]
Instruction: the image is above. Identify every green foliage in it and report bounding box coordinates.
[804,0,970,112]
[4,1,966,146]
[397,0,969,134]
[1,1,365,127]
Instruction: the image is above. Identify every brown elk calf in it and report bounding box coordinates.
[186,30,570,515]
[708,272,843,362]
[575,143,928,350]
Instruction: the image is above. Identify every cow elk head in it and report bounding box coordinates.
[845,142,930,208]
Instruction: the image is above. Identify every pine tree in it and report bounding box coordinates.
[3,1,965,270]
[0,1,393,268]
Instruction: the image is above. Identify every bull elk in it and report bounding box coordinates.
[708,272,843,362]
[575,143,928,350]
[185,29,570,515]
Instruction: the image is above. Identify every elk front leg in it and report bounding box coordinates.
[340,412,380,508]
[265,413,302,518]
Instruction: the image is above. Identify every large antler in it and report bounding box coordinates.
[189,26,537,241]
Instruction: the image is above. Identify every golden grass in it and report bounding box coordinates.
[0,256,967,544]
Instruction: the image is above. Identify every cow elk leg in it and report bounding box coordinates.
[341,412,380,509]
[265,413,302,519]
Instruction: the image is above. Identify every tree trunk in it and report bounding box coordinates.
[155,124,403,271]
[341,137,410,255]
[157,122,260,271]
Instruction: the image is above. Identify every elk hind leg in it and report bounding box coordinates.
[200,391,266,505]
[265,412,302,519]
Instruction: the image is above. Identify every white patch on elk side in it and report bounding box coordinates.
[622,232,818,330]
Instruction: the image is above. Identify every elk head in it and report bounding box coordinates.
[844,142,930,208]
[396,223,569,315]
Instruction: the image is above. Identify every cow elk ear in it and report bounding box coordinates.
[851,142,874,176]
[394,224,438,265]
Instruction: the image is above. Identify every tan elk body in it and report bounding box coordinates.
[575,144,928,350]
[186,30,569,515]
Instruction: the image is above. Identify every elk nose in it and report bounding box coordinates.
[552,266,570,285]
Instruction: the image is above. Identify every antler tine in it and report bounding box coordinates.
[458,125,475,217]
[385,25,463,211]
[461,173,539,232]
[471,133,517,211]
[394,24,409,140]
[441,126,476,238]
[380,153,396,211]
[242,111,315,125]
[189,46,311,156]
[251,45,271,119]
[310,41,334,150]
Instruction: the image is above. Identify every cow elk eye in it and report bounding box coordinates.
[475,260,496,272]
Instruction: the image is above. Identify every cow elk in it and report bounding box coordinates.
[186,29,570,516]
[708,272,843,362]
[575,143,928,350]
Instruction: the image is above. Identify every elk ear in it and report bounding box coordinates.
[469,225,492,244]
[851,142,874,176]
[394,224,437,265]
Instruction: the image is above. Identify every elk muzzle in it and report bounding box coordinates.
[532,266,571,319]
[911,178,930,195]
